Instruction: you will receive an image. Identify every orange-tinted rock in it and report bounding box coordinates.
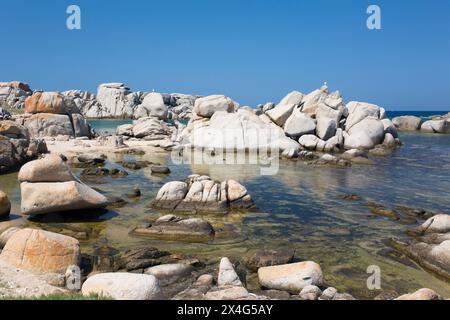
[25,92,68,114]
[0,228,80,274]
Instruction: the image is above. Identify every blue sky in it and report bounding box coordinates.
[1,0,449,110]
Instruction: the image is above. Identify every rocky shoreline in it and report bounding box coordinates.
[1,80,449,300]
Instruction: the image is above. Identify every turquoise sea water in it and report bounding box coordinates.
[1,119,450,299]
[89,119,132,135]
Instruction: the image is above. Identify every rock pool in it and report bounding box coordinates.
[1,131,449,299]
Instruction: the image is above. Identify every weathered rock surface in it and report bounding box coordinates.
[257,261,323,294]
[95,83,140,118]
[82,272,161,300]
[0,81,32,110]
[218,257,243,287]
[0,228,80,274]
[25,92,79,114]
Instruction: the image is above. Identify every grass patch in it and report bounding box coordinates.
[0,293,113,300]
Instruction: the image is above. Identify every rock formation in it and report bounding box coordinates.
[151,175,254,213]
[19,154,108,215]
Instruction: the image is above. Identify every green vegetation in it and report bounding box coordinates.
[0,293,113,300]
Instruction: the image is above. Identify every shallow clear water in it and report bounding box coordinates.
[89,119,133,135]
[1,131,450,299]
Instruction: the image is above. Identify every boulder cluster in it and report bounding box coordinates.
[13,91,93,139]
[0,81,32,110]
[151,174,254,213]
[62,83,198,120]
[181,85,400,157]
[393,114,450,134]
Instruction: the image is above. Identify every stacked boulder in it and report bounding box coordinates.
[162,93,198,120]
[0,119,47,174]
[18,154,108,215]
[0,81,32,110]
[13,91,93,139]
[151,174,254,213]
[182,86,399,157]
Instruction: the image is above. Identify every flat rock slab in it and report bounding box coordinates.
[132,215,215,243]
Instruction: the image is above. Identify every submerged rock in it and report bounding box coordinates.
[82,272,161,300]
[132,215,215,242]
[245,249,295,271]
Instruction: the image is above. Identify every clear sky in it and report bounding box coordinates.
[1,0,449,110]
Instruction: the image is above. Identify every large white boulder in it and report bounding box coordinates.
[266,104,295,127]
[344,117,385,150]
[82,273,161,300]
[301,87,329,116]
[283,107,316,138]
[20,181,108,215]
[316,117,337,140]
[189,109,294,152]
[345,101,380,130]
[193,95,235,118]
[135,92,168,120]
[18,154,76,183]
[278,91,304,106]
